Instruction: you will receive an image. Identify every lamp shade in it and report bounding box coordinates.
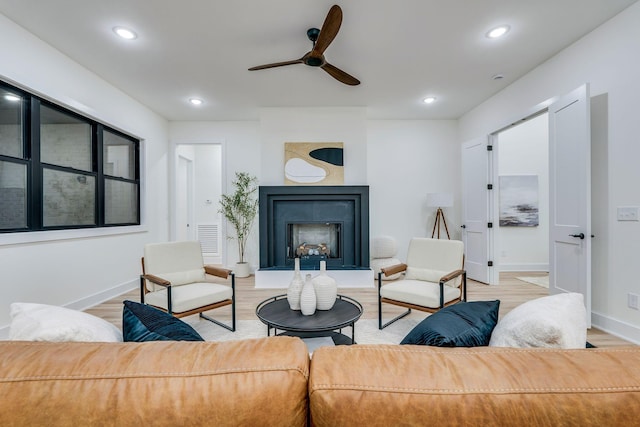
[426,193,453,208]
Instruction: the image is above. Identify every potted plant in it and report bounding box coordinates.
[219,172,259,278]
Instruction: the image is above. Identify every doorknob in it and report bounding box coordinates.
[569,233,585,239]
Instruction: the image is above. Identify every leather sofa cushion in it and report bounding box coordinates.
[309,345,640,426]
[0,337,309,426]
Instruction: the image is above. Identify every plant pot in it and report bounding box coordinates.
[234,262,251,278]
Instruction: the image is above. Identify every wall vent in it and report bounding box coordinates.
[197,223,220,255]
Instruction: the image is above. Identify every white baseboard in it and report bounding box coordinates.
[499,263,549,272]
[0,279,137,340]
[591,311,640,345]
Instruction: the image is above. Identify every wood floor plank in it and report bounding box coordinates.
[85,272,635,348]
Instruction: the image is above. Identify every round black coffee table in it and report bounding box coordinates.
[255,294,363,345]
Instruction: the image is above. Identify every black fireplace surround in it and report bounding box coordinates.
[259,186,369,270]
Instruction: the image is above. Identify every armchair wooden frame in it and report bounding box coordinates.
[141,259,236,331]
[378,263,467,329]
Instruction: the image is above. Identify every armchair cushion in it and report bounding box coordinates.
[154,268,206,287]
[143,241,207,290]
[144,282,233,314]
[405,267,450,284]
[123,300,204,342]
[400,300,500,346]
[380,279,461,308]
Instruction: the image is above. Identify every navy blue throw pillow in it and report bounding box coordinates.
[400,300,500,347]
[122,300,204,342]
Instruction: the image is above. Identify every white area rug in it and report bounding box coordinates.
[516,276,549,288]
[185,317,421,345]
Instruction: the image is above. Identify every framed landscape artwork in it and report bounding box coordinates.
[499,175,539,227]
[284,142,344,185]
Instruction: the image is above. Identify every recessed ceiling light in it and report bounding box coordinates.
[189,98,203,106]
[4,94,20,102]
[423,97,437,104]
[486,25,510,39]
[492,74,505,80]
[113,26,137,40]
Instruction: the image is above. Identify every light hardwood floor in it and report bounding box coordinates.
[86,271,635,348]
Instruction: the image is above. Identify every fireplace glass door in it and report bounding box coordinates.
[287,222,342,266]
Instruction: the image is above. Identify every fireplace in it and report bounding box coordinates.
[259,186,369,271]
[288,222,342,266]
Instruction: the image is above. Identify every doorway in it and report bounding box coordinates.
[173,144,224,265]
[494,112,549,278]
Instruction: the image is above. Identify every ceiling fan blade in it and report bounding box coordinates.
[248,59,304,71]
[321,63,360,86]
[312,5,342,56]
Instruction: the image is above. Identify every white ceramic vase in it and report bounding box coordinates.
[313,261,337,310]
[286,258,304,310]
[300,273,317,316]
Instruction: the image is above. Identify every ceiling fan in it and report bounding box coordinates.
[248,4,360,86]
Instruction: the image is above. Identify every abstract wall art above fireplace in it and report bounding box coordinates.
[284,142,344,185]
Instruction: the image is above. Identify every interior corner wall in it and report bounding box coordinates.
[0,14,170,334]
[497,113,549,272]
[367,120,460,262]
[458,3,640,342]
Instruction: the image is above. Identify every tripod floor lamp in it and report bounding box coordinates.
[427,193,453,239]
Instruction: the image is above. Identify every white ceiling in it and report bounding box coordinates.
[0,0,637,121]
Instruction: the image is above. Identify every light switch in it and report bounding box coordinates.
[617,206,639,221]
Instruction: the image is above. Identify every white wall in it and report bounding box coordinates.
[367,120,460,262]
[497,113,549,271]
[0,14,170,334]
[260,107,368,185]
[459,3,640,342]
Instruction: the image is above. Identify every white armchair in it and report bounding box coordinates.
[140,241,236,331]
[378,237,466,329]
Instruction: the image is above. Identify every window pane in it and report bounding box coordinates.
[40,104,92,171]
[104,130,135,179]
[43,168,95,227]
[105,179,138,224]
[0,161,27,229]
[0,87,23,158]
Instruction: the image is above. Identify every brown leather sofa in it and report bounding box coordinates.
[1,338,639,426]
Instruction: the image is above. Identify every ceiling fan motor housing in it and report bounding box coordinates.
[307,28,320,42]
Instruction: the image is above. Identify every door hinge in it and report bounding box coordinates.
[488,261,494,267]
[487,222,493,228]
[487,145,493,151]
[487,184,493,190]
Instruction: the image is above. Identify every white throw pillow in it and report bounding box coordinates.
[489,293,586,349]
[9,302,123,342]
[371,236,398,259]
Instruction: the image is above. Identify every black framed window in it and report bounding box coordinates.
[0,80,140,233]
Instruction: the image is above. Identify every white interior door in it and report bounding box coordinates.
[549,84,591,326]
[176,155,194,241]
[462,137,492,284]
